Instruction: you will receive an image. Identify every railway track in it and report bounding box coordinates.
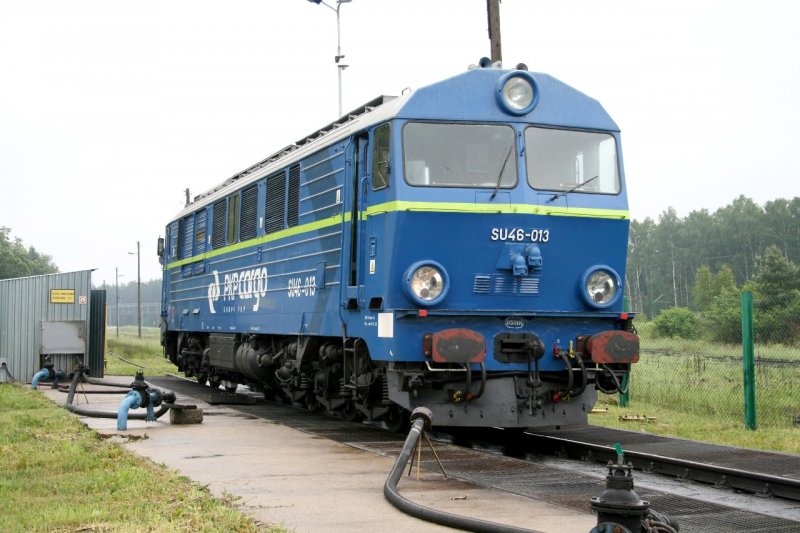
[521,431,800,502]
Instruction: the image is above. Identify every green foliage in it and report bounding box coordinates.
[0,227,58,280]
[692,265,714,311]
[752,245,800,297]
[626,195,800,317]
[701,290,742,343]
[652,307,698,338]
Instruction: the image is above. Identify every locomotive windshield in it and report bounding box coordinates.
[525,127,620,194]
[402,122,517,188]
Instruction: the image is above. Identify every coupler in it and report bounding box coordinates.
[32,356,65,390]
[117,371,176,430]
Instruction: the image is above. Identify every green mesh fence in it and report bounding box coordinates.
[620,293,800,429]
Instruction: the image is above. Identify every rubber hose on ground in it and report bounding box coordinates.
[383,409,544,533]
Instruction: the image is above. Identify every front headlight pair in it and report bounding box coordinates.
[402,262,620,309]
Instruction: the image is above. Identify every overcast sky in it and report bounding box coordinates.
[1,1,798,284]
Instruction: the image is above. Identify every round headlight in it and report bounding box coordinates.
[495,71,539,115]
[580,266,621,309]
[503,77,533,111]
[403,261,449,306]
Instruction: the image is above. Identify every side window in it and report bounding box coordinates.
[266,169,287,235]
[211,199,226,249]
[227,193,240,244]
[371,123,390,190]
[240,185,258,241]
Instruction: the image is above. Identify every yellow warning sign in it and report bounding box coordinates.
[50,289,75,304]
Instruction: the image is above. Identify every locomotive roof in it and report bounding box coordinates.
[174,66,618,219]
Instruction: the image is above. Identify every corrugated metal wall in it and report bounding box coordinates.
[0,271,93,382]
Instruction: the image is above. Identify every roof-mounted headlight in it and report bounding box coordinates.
[496,71,539,115]
[580,265,621,309]
[403,261,449,307]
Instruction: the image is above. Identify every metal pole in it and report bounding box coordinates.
[335,4,343,117]
[741,291,756,430]
[487,0,502,64]
[115,267,119,338]
[136,241,142,339]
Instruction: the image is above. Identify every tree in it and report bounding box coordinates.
[692,265,715,311]
[752,245,800,298]
[0,227,58,280]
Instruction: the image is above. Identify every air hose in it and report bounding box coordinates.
[383,407,545,533]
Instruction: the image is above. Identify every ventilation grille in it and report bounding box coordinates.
[473,274,540,295]
[266,170,286,234]
[211,200,226,249]
[181,215,194,259]
[239,185,258,240]
[194,210,207,255]
[287,164,300,228]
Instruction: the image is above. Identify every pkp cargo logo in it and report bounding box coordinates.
[207,267,268,314]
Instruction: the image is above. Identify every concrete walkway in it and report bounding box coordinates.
[41,378,597,533]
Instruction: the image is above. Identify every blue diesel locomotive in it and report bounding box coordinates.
[158,62,638,429]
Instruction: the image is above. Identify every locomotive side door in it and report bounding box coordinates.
[344,133,370,311]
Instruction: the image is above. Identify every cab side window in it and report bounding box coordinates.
[371,123,390,190]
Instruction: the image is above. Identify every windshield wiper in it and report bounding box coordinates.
[490,145,514,200]
[547,175,599,203]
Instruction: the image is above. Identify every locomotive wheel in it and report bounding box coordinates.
[224,384,238,394]
[196,372,208,386]
[384,407,410,433]
[209,378,221,390]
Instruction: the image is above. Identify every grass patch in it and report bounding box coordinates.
[0,383,287,533]
[592,396,800,454]
[105,327,176,377]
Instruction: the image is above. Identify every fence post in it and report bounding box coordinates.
[619,296,630,407]
[741,291,757,430]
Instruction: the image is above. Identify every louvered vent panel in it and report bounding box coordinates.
[211,200,226,249]
[239,185,259,240]
[169,222,179,260]
[473,274,540,295]
[266,170,286,234]
[182,216,194,259]
[287,164,300,227]
[473,275,492,294]
[194,210,207,254]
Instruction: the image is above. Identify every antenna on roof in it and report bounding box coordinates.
[185,188,191,207]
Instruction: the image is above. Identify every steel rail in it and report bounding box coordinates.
[523,432,800,502]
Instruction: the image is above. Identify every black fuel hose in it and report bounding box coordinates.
[64,368,172,420]
[384,407,545,533]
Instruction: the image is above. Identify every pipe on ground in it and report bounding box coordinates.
[31,369,50,389]
[383,407,544,533]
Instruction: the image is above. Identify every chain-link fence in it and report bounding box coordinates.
[616,292,800,429]
[107,302,161,329]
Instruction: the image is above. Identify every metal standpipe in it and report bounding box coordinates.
[31,356,65,390]
[384,407,544,533]
[62,364,186,429]
[589,445,679,533]
[116,371,171,430]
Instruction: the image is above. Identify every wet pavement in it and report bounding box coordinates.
[40,376,596,533]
